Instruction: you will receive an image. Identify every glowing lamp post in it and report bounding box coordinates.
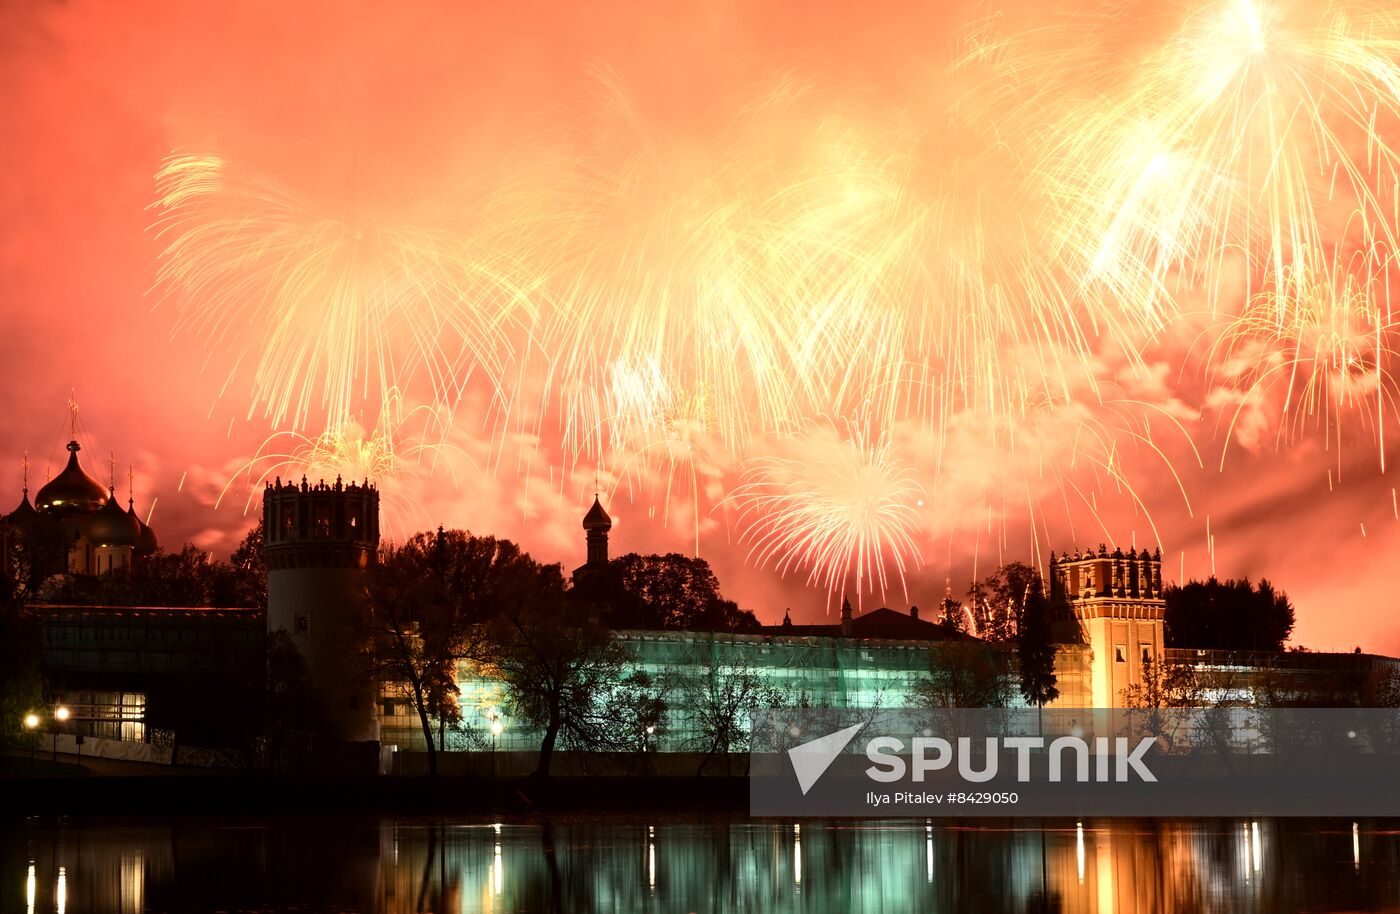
[487,708,503,777]
[52,706,70,763]
[23,713,39,768]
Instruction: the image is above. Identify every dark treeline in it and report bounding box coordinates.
[1164,577,1295,651]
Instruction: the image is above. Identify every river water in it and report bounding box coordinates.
[4,816,1395,912]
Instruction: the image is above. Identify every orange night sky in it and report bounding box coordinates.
[3,0,1399,653]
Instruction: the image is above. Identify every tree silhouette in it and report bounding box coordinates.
[914,642,1011,708]
[597,553,760,632]
[1164,577,1295,651]
[368,529,553,775]
[939,593,968,634]
[683,649,780,775]
[1016,583,1060,709]
[223,521,267,608]
[1120,656,1203,709]
[489,602,626,778]
[968,562,1040,642]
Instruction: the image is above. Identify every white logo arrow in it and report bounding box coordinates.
[787,723,866,796]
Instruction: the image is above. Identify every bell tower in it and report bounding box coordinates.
[582,495,611,567]
[572,495,613,596]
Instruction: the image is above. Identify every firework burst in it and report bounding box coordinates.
[222,396,455,536]
[1051,0,1400,318]
[149,153,532,430]
[1214,257,1400,460]
[727,421,925,607]
[144,0,1400,604]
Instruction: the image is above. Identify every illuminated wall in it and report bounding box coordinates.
[381,630,1042,752]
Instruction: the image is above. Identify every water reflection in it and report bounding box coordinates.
[4,816,1399,912]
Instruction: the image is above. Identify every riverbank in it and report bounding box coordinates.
[0,755,750,817]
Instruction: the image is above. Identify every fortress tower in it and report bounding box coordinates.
[1050,546,1165,708]
[262,476,380,748]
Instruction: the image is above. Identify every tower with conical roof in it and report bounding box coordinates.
[582,495,612,567]
[571,495,613,597]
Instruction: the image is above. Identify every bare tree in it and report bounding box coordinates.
[367,529,551,776]
[1121,656,1206,747]
[488,605,627,778]
[914,642,1013,708]
[1121,656,1204,710]
[683,651,781,775]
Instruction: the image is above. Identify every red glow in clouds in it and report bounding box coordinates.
[3,0,1400,653]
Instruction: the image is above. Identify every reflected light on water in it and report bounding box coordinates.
[120,851,143,913]
[492,823,503,897]
[925,822,933,884]
[11,816,1400,913]
[793,823,802,888]
[1076,821,1085,884]
[1096,832,1113,913]
[1240,822,1252,882]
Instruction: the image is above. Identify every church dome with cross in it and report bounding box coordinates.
[2,402,160,578]
[34,440,107,516]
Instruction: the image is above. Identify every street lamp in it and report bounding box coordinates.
[23,713,39,768]
[52,705,70,763]
[487,708,503,777]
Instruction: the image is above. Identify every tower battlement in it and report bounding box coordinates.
[1050,544,1167,708]
[262,475,379,570]
[1050,545,1164,620]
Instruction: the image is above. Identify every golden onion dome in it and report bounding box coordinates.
[35,441,107,515]
[85,488,141,547]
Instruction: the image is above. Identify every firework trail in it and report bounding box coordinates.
[1213,256,1400,462]
[221,395,455,536]
[150,153,533,430]
[1051,0,1400,318]
[526,58,1146,462]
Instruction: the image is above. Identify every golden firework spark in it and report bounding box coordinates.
[149,153,534,430]
[727,421,925,607]
[1214,257,1400,461]
[222,396,456,536]
[150,1,1400,595]
[1051,0,1400,318]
